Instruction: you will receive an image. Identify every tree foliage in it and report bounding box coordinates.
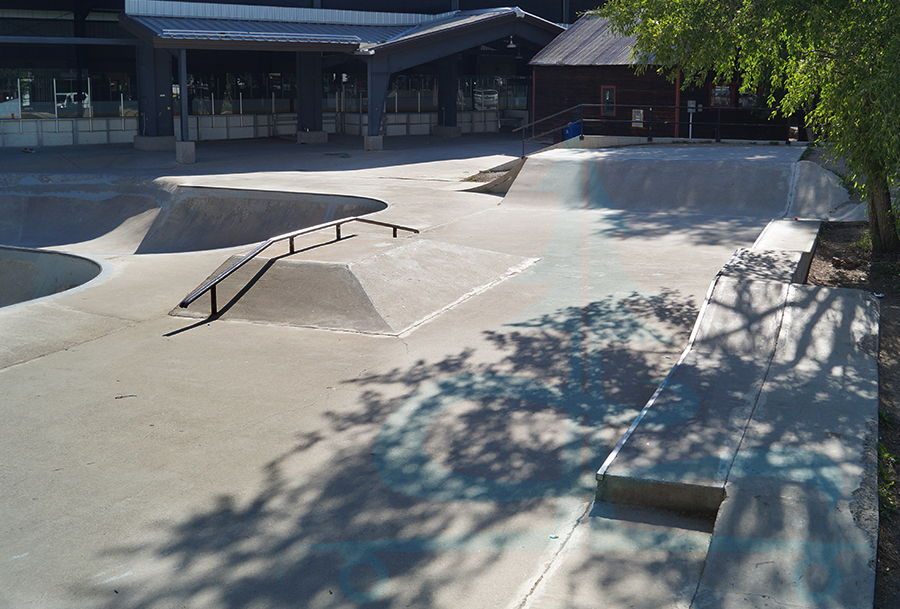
[599,0,900,251]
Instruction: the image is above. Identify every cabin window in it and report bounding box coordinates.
[738,90,758,108]
[601,86,616,115]
[710,84,734,107]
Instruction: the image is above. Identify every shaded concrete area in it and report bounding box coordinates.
[0,136,875,609]
[0,245,102,307]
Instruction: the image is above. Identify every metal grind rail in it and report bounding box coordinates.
[178,216,419,316]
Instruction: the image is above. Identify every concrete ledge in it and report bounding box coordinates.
[133,135,175,152]
[296,131,328,145]
[433,125,462,138]
[363,135,383,151]
[720,248,807,284]
[597,475,724,519]
[751,219,821,282]
[175,141,196,164]
[595,237,880,606]
[693,285,879,608]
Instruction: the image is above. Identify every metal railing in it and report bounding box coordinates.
[179,216,419,316]
[515,103,798,156]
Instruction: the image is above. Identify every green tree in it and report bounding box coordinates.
[599,0,900,251]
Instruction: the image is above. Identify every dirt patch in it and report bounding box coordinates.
[462,170,507,183]
[807,221,900,609]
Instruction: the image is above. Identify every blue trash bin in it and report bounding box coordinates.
[563,122,582,140]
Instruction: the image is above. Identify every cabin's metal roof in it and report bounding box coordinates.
[530,14,636,66]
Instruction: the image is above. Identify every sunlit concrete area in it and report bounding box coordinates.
[0,134,879,609]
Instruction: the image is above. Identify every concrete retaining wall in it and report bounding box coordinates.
[0,117,138,148]
[1,109,502,148]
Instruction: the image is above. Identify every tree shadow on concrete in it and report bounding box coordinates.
[82,291,702,609]
[593,279,880,608]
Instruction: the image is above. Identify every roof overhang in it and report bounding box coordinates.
[363,8,563,55]
[119,0,563,66]
[120,0,453,53]
[119,15,366,52]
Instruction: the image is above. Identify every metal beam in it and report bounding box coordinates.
[372,21,558,75]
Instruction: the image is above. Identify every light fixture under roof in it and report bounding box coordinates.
[507,36,516,48]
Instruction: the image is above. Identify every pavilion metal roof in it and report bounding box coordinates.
[126,15,405,47]
[120,1,562,54]
[363,7,559,53]
[530,14,636,66]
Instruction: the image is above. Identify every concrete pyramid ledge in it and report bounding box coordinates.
[173,239,537,335]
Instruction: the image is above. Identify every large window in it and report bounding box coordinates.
[1,68,138,119]
[601,85,616,115]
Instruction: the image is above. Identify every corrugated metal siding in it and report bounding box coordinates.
[125,0,455,27]
[132,15,406,44]
[530,14,636,66]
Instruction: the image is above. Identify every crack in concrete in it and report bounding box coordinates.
[513,500,593,609]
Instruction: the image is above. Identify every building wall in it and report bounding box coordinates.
[533,65,792,141]
[534,65,676,138]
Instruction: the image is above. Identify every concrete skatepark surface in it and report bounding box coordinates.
[0,135,878,609]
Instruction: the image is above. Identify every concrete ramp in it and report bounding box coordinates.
[174,239,537,334]
[138,187,386,254]
[0,176,386,255]
[503,147,855,219]
[0,182,164,252]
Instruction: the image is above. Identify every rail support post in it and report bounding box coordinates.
[716,109,722,143]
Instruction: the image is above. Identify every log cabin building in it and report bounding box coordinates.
[530,14,795,143]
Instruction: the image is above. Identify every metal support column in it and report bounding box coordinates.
[178,48,189,142]
[297,51,323,132]
[437,55,458,127]
[366,58,391,137]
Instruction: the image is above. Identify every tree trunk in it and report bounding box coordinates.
[867,171,900,252]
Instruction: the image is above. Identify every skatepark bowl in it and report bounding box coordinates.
[0,245,101,308]
[0,177,387,307]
